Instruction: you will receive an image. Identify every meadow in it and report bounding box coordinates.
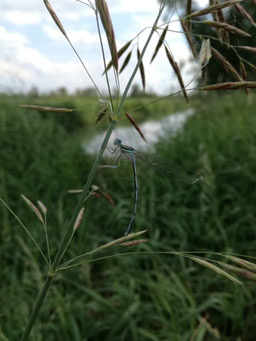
[1,92,256,340]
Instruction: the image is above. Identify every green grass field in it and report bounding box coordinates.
[1,92,256,340]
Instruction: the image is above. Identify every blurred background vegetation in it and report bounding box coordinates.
[163,0,256,84]
[1,88,256,340]
[2,2,256,340]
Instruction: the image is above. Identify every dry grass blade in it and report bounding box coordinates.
[95,230,147,251]
[37,201,47,215]
[203,20,251,37]
[218,262,256,282]
[216,7,230,44]
[185,0,192,30]
[21,194,44,224]
[192,316,221,340]
[19,104,74,113]
[150,25,169,63]
[211,47,243,81]
[201,81,256,90]
[103,192,115,207]
[67,189,83,194]
[199,39,212,66]
[125,113,147,142]
[240,61,248,94]
[95,107,108,124]
[248,61,256,73]
[208,0,224,42]
[103,40,131,74]
[165,46,189,103]
[117,40,132,57]
[119,51,132,74]
[234,3,256,28]
[96,0,118,71]
[186,0,242,18]
[137,47,146,90]
[180,19,197,59]
[226,255,256,273]
[239,46,256,54]
[92,192,101,198]
[43,0,68,38]
[73,207,85,231]
[189,256,243,285]
[121,239,148,247]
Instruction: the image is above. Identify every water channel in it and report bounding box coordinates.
[83,108,194,156]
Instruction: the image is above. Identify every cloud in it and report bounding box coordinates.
[3,11,43,26]
[0,0,199,94]
[111,0,159,14]
[1,0,95,27]
[42,24,101,46]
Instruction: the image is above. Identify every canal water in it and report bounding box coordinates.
[83,108,194,156]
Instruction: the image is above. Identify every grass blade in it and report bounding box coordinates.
[186,0,242,18]
[218,261,256,282]
[125,113,147,142]
[165,46,189,102]
[21,194,44,225]
[211,47,243,81]
[121,239,148,247]
[150,25,169,63]
[234,3,256,28]
[0,196,48,264]
[202,20,251,37]
[37,201,47,215]
[43,0,68,38]
[19,104,74,113]
[102,192,115,207]
[96,0,118,71]
[95,107,108,124]
[185,0,192,30]
[239,46,256,54]
[240,61,248,94]
[103,40,132,74]
[137,47,146,90]
[73,207,85,231]
[201,81,256,90]
[180,19,197,59]
[226,255,256,273]
[119,51,132,74]
[189,256,243,285]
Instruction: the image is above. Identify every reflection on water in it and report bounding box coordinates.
[83,109,194,155]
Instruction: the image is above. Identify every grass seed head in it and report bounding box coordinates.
[43,0,68,38]
[96,0,118,71]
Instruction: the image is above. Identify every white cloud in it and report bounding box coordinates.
[42,24,99,44]
[3,11,42,26]
[0,25,28,46]
[111,0,159,14]
[0,0,200,94]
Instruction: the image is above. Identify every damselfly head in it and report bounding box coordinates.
[114,138,122,145]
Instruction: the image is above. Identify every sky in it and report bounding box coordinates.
[0,0,208,96]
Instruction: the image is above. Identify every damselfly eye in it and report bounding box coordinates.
[114,138,122,145]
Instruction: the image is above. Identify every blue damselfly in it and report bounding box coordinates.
[99,138,203,236]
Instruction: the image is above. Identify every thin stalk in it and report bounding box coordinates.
[20,274,53,341]
[67,37,103,98]
[44,217,51,264]
[115,2,166,118]
[51,119,117,272]
[95,10,115,114]
[20,119,117,341]
[0,197,49,265]
[20,4,167,340]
